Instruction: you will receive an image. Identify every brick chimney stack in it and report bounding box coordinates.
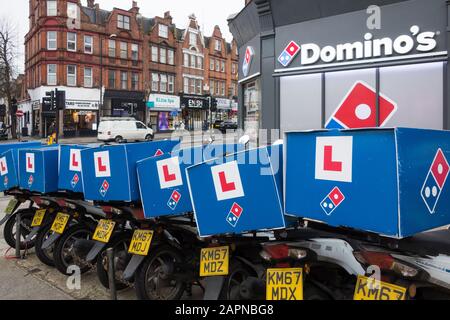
[164,11,173,24]
[130,1,140,14]
[87,0,95,9]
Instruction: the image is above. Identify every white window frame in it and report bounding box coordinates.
[215,39,221,51]
[197,56,203,70]
[131,44,138,61]
[168,49,174,65]
[160,47,166,64]
[151,46,158,62]
[168,75,174,93]
[221,81,225,96]
[47,64,57,86]
[195,79,202,95]
[152,73,159,92]
[189,78,195,94]
[118,14,130,30]
[108,40,116,57]
[160,74,167,93]
[84,35,93,54]
[132,73,139,90]
[184,53,189,67]
[67,65,76,86]
[189,32,196,46]
[47,31,57,50]
[67,2,78,19]
[210,80,214,95]
[183,77,189,93]
[215,60,220,72]
[120,42,127,59]
[158,24,168,38]
[67,32,77,52]
[210,59,214,71]
[221,61,225,73]
[84,67,92,88]
[121,71,128,90]
[190,55,196,68]
[47,0,57,16]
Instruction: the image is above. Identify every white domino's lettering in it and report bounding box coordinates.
[26,153,35,174]
[0,157,8,176]
[315,136,353,183]
[69,149,82,172]
[157,156,183,189]
[94,151,111,178]
[211,161,245,201]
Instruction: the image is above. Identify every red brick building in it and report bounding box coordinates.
[23,0,238,137]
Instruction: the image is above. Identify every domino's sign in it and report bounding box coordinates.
[278,25,438,67]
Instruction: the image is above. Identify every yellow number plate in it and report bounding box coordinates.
[199,246,229,277]
[31,209,46,227]
[5,199,18,214]
[50,213,70,234]
[266,268,303,300]
[354,275,407,300]
[128,230,154,256]
[92,220,116,243]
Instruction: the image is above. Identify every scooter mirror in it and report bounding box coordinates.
[238,135,250,146]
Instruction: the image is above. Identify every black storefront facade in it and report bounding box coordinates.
[180,94,210,131]
[229,0,450,142]
[103,89,146,122]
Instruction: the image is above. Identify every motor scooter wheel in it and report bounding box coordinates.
[96,231,133,290]
[34,223,56,267]
[134,245,186,300]
[219,259,256,300]
[3,208,36,250]
[53,224,94,275]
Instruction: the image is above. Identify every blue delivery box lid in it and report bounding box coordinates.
[137,144,244,219]
[18,146,59,193]
[187,145,285,237]
[285,128,450,239]
[58,144,99,193]
[81,140,179,202]
[0,142,42,191]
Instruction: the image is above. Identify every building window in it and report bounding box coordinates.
[158,24,168,38]
[210,80,214,95]
[210,59,214,71]
[131,44,138,61]
[152,73,159,92]
[67,2,78,19]
[168,50,174,65]
[189,78,195,94]
[184,53,189,67]
[190,55,196,68]
[121,71,128,89]
[47,31,57,50]
[131,73,139,90]
[215,39,221,51]
[118,14,130,30]
[67,65,76,86]
[47,0,57,16]
[221,81,225,96]
[168,75,174,93]
[160,48,166,64]
[189,32,196,46]
[108,40,116,57]
[196,79,202,95]
[47,64,57,85]
[151,46,158,62]
[160,74,167,93]
[108,70,116,88]
[120,42,127,59]
[67,32,77,52]
[183,77,189,93]
[215,60,220,72]
[197,56,203,70]
[84,67,92,87]
[221,61,225,73]
[216,81,220,95]
[84,35,93,54]
[232,63,236,74]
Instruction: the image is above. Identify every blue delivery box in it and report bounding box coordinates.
[18,146,59,193]
[187,145,285,237]
[81,140,179,202]
[285,128,450,238]
[58,144,96,193]
[0,142,41,191]
[137,144,244,219]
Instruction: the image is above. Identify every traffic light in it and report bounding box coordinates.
[42,91,55,112]
[56,89,66,110]
[210,98,218,112]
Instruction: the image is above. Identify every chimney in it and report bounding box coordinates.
[87,0,95,9]
[164,11,172,23]
[130,1,139,14]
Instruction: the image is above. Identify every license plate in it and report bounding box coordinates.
[31,209,46,227]
[266,268,303,300]
[199,246,229,277]
[353,275,407,300]
[128,230,154,256]
[5,199,18,214]
[50,213,70,234]
[92,219,116,243]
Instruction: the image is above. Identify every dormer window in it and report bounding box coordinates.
[215,39,222,51]
[159,24,168,38]
[67,2,78,19]
[118,14,130,30]
[189,32,196,46]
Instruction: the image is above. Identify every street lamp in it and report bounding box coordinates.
[99,33,117,121]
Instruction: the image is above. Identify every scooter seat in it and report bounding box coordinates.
[398,229,450,256]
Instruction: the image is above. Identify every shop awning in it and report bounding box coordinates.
[104,90,145,101]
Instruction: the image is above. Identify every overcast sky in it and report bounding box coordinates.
[4,0,245,74]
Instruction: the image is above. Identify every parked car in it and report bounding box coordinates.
[97,118,154,143]
[219,120,238,133]
[213,120,224,129]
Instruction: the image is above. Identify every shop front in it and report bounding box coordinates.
[213,98,236,122]
[147,94,181,132]
[229,0,450,141]
[17,100,33,136]
[180,94,210,131]
[63,100,99,137]
[103,90,145,122]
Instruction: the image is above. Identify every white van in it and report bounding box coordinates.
[97,118,154,143]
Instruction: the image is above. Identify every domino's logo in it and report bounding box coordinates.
[421,149,449,214]
[320,187,345,216]
[278,41,300,67]
[242,46,255,77]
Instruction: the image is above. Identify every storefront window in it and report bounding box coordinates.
[63,109,98,137]
[243,79,260,140]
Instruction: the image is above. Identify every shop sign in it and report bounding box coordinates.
[242,46,255,77]
[32,101,40,110]
[147,94,180,110]
[180,95,209,110]
[65,100,99,110]
[216,98,233,110]
[278,25,439,67]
